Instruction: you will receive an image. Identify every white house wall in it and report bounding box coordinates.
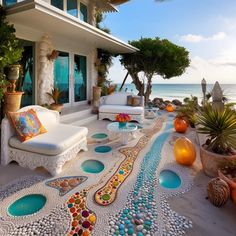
[14,25,97,105]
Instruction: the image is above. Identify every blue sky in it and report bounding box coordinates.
[103,0,236,84]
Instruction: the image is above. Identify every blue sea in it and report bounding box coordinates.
[118,83,236,103]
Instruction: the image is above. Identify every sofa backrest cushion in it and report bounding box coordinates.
[104,92,133,105]
[9,105,60,130]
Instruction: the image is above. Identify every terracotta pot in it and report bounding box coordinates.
[3,91,24,114]
[200,146,236,177]
[50,103,63,112]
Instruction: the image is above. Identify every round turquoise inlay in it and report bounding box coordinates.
[95,145,112,153]
[81,160,105,173]
[91,133,108,139]
[8,194,46,217]
[159,170,181,189]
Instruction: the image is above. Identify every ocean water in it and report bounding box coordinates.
[118,84,236,103]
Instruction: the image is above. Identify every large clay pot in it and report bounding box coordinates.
[3,91,24,115]
[200,146,236,177]
[92,86,102,114]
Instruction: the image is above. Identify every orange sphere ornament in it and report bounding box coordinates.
[174,137,196,166]
[174,118,188,133]
[166,103,174,112]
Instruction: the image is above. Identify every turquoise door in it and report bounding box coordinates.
[74,54,87,103]
[53,51,70,104]
[18,40,35,107]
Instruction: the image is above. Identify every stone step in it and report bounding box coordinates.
[70,114,98,126]
[60,107,93,124]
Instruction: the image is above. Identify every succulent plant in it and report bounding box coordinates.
[197,105,236,155]
[47,87,62,104]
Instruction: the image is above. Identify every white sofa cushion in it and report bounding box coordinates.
[104,92,133,105]
[9,124,88,156]
[99,105,143,115]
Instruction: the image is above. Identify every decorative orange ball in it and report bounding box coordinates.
[174,137,196,166]
[174,118,188,133]
[166,103,174,112]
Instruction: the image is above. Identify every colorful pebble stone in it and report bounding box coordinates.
[45,176,87,196]
[94,119,163,206]
[67,191,96,236]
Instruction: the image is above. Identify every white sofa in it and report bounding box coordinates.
[1,105,88,176]
[99,92,144,123]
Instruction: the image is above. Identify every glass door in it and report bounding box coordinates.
[54,51,70,105]
[73,54,87,104]
[18,40,35,107]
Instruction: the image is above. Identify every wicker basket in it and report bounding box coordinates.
[200,146,236,177]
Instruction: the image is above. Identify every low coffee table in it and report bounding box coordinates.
[107,122,138,145]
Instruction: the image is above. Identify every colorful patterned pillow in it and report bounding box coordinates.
[127,95,133,106]
[8,109,47,142]
[132,96,143,106]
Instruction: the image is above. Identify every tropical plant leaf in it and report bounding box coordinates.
[197,105,236,154]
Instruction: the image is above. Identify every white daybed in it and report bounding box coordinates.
[99,92,144,123]
[1,105,88,176]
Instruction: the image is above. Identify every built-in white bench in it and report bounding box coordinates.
[1,105,88,176]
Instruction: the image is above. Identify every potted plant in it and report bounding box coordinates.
[0,6,23,117]
[47,87,63,112]
[197,105,236,177]
[176,96,198,128]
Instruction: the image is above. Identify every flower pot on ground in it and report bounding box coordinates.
[197,105,236,177]
[3,91,24,114]
[200,146,236,177]
[47,87,63,113]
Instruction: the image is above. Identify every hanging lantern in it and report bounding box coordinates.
[166,103,174,112]
[207,177,230,207]
[173,137,196,166]
[174,118,188,133]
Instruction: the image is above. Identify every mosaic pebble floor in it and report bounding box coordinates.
[0,116,194,236]
[95,119,163,206]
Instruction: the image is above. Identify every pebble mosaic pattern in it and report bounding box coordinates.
[108,120,192,236]
[94,146,112,153]
[95,118,163,206]
[67,190,96,236]
[0,205,71,235]
[45,176,87,196]
[0,175,46,201]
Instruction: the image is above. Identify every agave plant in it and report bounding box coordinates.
[197,105,236,155]
[47,87,62,104]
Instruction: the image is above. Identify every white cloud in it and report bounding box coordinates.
[180,32,226,43]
